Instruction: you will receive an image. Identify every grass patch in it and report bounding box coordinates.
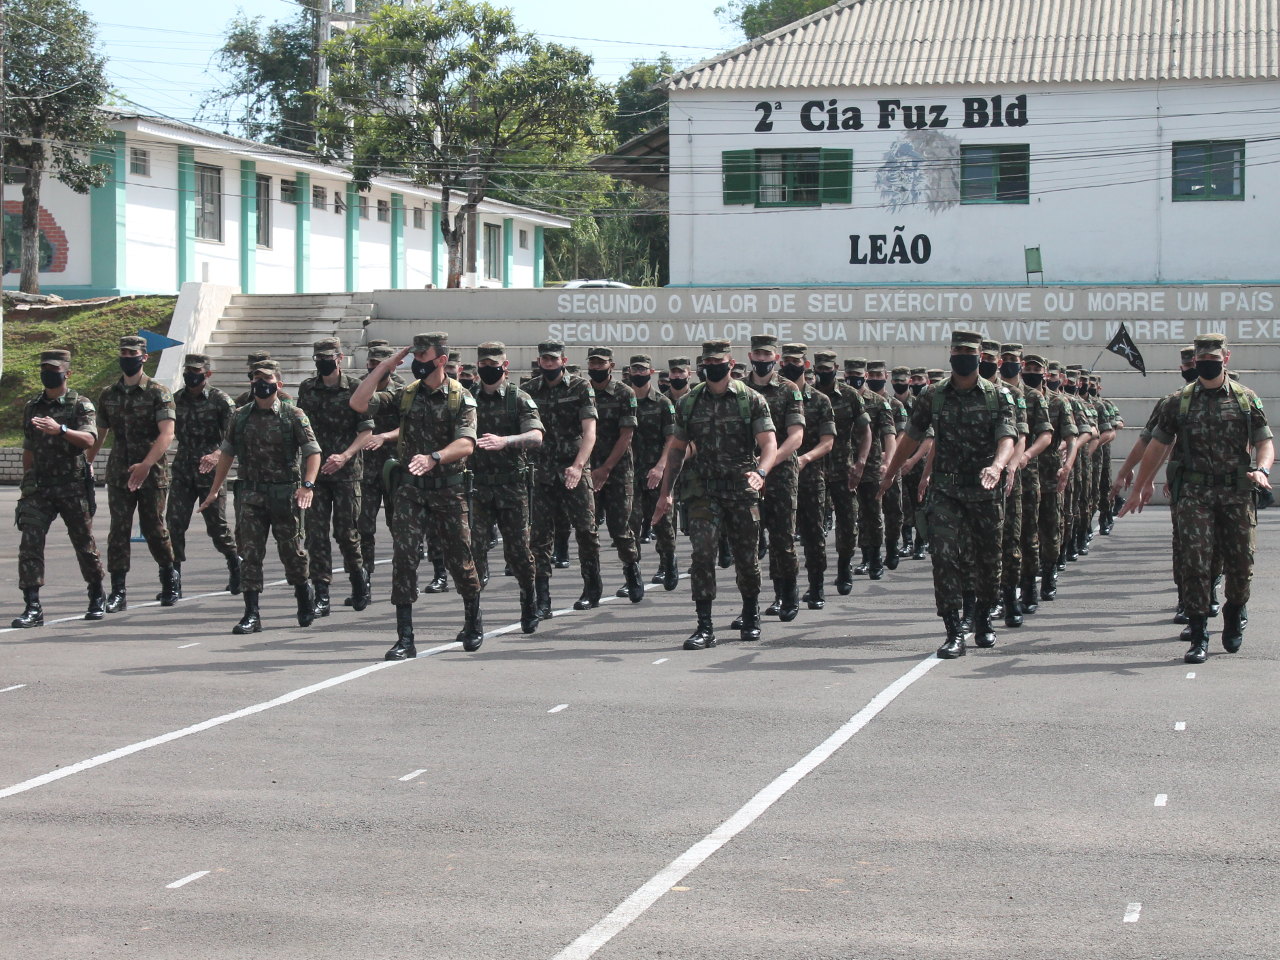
[1,296,177,447]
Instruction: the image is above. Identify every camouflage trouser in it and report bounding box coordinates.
[389,481,480,605]
[237,486,309,592]
[1173,486,1254,618]
[825,466,857,562]
[1099,449,1114,524]
[1038,455,1064,568]
[1060,462,1077,550]
[856,480,884,554]
[760,463,799,582]
[796,465,828,577]
[883,475,904,552]
[358,463,394,566]
[106,482,174,574]
[1074,453,1090,529]
[593,465,639,564]
[531,475,600,583]
[903,463,925,530]
[16,485,104,589]
[1020,468,1042,583]
[687,494,761,602]
[1000,471,1022,590]
[630,475,676,563]
[306,479,363,583]
[924,488,1004,616]
[167,464,236,564]
[471,480,534,591]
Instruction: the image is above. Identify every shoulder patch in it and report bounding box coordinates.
[1017,397,1026,409]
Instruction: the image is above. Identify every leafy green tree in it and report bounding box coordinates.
[610,55,672,145]
[716,0,833,40]
[314,1,612,287]
[4,0,112,293]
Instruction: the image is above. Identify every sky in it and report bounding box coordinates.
[81,0,743,126]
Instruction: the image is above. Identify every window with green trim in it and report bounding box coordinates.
[483,223,502,281]
[1172,140,1244,201]
[960,145,1029,204]
[195,164,223,241]
[722,148,852,207]
[256,174,272,248]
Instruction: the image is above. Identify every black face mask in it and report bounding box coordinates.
[849,375,865,389]
[459,378,475,389]
[816,370,836,388]
[910,383,925,396]
[315,357,338,376]
[251,379,278,399]
[183,371,207,389]
[1045,378,1061,392]
[1021,372,1044,389]
[668,376,688,391]
[588,368,610,384]
[867,378,886,393]
[40,369,67,390]
[893,381,909,395]
[780,363,805,383]
[119,355,145,377]
[978,360,999,379]
[542,365,563,382]
[1063,382,1078,394]
[1195,359,1224,381]
[411,359,435,381]
[630,373,651,389]
[751,359,776,378]
[703,361,730,383]
[950,354,980,377]
[477,365,504,386]
[999,361,1021,380]
[1180,367,1198,383]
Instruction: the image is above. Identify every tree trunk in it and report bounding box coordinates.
[20,155,44,294]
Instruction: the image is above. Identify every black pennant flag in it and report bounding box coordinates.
[1105,322,1146,375]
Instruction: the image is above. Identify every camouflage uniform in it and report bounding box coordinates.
[847,358,895,572]
[872,362,908,563]
[628,362,678,574]
[815,355,870,586]
[587,349,640,565]
[1037,366,1080,577]
[219,396,320,592]
[793,368,837,588]
[96,371,176,573]
[168,370,237,564]
[357,354,408,569]
[1064,371,1097,554]
[890,366,917,551]
[1008,354,1053,591]
[996,374,1029,594]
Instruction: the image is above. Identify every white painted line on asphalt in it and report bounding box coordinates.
[0,641,460,801]
[1154,794,1168,807]
[1174,721,1186,731]
[652,658,669,665]
[548,653,944,960]
[166,871,210,889]
[0,684,26,693]
[177,643,200,649]
[1186,672,1196,679]
[399,769,426,782]
[548,704,569,714]
[1124,903,1142,923]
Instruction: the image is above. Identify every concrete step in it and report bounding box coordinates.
[210,323,340,337]
[220,305,354,320]
[229,293,355,307]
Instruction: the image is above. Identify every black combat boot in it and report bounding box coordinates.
[973,605,997,648]
[519,587,540,634]
[385,604,416,660]
[683,599,716,650]
[899,525,914,558]
[805,573,825,610]
[1002,587,1023,628]
[11,587,43,629]
[717,536,733,569]
[778,578,800,622]
[868,550,886,580]
[960,592,976,636]
[623,562,644,603]
[1066,536,1079,562]
[1021,577,1039,615]
[885,542,900,571]
[937,610,966,659]
[535,577,553,620]
[349,566,370,612]
[232,591,261,634]
[573,570,602,610]
[913,538,927,560]
[1221,603,1245,653]
[1076,527,1090,556]
[663,554,679,591]
[105,571,127,613]
[1041,566,1058,601]
[158,564,181,606]
[739,595,762,641]
[853,553,870,576]
[458,595,484,652]
[312,580,331,618]
[765,580,784,617]
[1173,591,1189,623]
[835,555,854,595]
[295,582,316,627]
[649,557,666,585]
[1056,546,1067,571]
[225,555,242,596]
[1183,617,1210,664]
[554,532,571,569]
[85,579,106,621]
[1209,576,1221,617]
[425,558,449,593]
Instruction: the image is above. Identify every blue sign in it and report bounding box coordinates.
[138,329,183,352]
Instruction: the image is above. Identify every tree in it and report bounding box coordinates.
[716,0,834,40]
[610,55,672,145]
[314,1,612,288]
[3,0,112,293]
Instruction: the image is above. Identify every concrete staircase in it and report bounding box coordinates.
[203,293,374,393]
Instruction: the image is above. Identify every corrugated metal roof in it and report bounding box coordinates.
[668,0,1280,90]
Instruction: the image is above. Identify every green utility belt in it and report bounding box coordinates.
[933,470,985,488]
[1182,467,1251,490]
[382,457,469,493]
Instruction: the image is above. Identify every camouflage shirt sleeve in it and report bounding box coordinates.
[1151,395,1180,445]
[518,391,544,436]
[1138,397,1165,443]
[74,396,99,439]
[219,412,240,457]
[1246,389,1272,445]
[749,389,775,437]
[619,386,638,429]
[577,379,598,422]
[153,383,177,422]
[660,395,676,437]
[906,386,934,443]
[782,387,805,429]
[994,387,1018,441]
[293,408,323,457]
[454,391,479,441]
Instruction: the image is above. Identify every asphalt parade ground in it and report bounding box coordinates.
[1,486,1276,960]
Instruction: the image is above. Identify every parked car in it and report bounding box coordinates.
[558,279,633,288]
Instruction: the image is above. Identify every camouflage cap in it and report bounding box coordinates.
[413,332,449,354]
[312,337,341,356]
[368,344,395,362]
[119,335,148,352]
[951,329,984,349]
[1062,366,1079,379]
[813,350,839,370]
[891,365,910,378]
[866,360,887,374]
[1194,332,1228,354]
[460,363,477,376]
[39,349,72,369]
[927,368,946,381]
[629,354,653,368]
[732,362,747,373]
[845,357,868,372]
[477,341,506,360]
[1047,360,1065,373]
[183,353,212,368]
[538,339,566,357]
[979,338,1001,354]
[1179,345,1196,363]
[247,351,272,365]
[1023,353,1048,367]
[749,334,779,351]
[565,363,580,374]
[447,351,461,364]
[366,338,390,349]
[249,359,282,377]
[909,366,927,377]
[587,346,613,360]
[668,356,693,370]
[1065,363,1084,372]
[702,339,732,360]
[781,342,807,360]
[1000,342,1024,356]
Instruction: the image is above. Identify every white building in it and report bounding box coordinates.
[4,110,569,297]
[647,0,1280,287]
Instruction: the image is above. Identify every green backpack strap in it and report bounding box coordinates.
[680,380,752,425]
[396,377,464,460]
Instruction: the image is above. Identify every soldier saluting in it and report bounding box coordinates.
[11,349,107,627]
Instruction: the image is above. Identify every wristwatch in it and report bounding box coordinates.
[755,467,767,479]
[430,451,443,463]
[1254,466,1270,477]
[59,423,68,435]
[301,480,315,489]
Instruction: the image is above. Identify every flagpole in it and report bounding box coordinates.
[1088,347,1106,375]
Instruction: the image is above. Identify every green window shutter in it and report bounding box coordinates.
[819,148,853,204]
[722,150,757,205]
